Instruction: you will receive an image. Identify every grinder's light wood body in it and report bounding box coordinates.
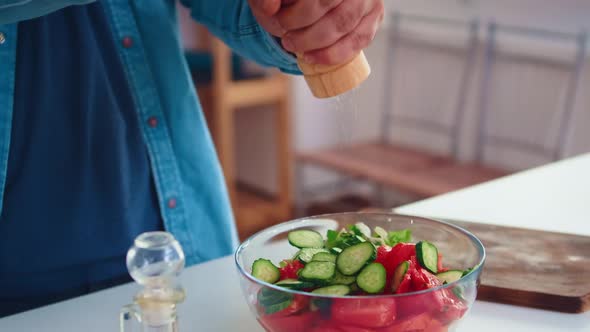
[298,51,371,98]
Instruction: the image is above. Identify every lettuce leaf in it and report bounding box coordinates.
[386,229,412,246]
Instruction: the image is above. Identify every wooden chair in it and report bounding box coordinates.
[296,14,480,207]
[186,25,294,238]
[402,23,588,197]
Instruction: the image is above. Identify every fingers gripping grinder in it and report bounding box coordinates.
[282,0,372,98]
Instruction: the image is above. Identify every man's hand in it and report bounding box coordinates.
[249,0,384,65]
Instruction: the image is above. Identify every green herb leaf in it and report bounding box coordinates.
[326,228,366,250]
[452,286,467,302]
[354,223,372,238]
[347,224,363,236]
[326,230,340,249]
[340,232,364,248]
[462,267,474,277]
[386,229,412,246]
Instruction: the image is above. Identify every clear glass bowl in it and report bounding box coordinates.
[235,213,485,332]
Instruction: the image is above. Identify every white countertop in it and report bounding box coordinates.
[2,154,590,331]
[396,153,590,236]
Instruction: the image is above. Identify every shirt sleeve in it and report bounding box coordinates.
[179,0,301,75]
[0,0,93,24]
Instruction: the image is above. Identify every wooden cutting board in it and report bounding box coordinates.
[440,218,590,314]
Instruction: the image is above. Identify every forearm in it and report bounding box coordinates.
[179,0,300,75]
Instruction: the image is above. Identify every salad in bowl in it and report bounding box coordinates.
[235,213,485,332]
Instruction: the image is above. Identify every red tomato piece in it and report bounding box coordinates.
[427,319,449,332]
[309,327,343,332]
[436,253,450,273]
[410,266,442,291]
[309,320,345,332]
[338,326,377,332]
[377,312,433,332]
[375,246,394,292]
[397,284,467,323]
[279,260,304,280]
[259,311,319,332]
[395,267,413,294]
[431,289,468,324]
[395,292,432,318]
[375,247,393,293]
[375,246,393,266]
[395,262,443,317]
[331,298,397,328]
[379,314,450,332]
[390,244,417,270]
[376,244,416,293]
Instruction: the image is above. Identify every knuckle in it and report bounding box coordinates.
[288,34,304,51]
[319,0,340,11]
[276,13,296,31]
[332,8,358,34]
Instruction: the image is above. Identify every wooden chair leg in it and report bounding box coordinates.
[213,99,237,208]
[275,77,293,221]
[210,37,236,208]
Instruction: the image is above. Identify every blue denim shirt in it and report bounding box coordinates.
[0,0,300,266]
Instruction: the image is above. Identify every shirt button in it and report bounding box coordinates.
[0,32,6,45]
[122,36,133,48]
[147,116,158,128]
[167,198,177,209]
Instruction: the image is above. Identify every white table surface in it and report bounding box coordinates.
[2,154,590,331]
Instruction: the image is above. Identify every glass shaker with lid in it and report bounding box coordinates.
[120,231,186,332]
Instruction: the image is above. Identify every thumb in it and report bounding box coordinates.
[251,0,282,16]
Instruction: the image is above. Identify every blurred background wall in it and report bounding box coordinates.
[178,1,590,236]
[207,0,590,194]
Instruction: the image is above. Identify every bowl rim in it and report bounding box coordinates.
[234,212,486,299]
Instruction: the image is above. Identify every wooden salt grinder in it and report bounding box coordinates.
[297,51,371,98]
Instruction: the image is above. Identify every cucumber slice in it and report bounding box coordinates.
[258,288,292,307]
[336,242,376,276]
[275,279,314,290]
[299,261,336,282]
[252,259,280,283]
[296,248,330,263]
[329,271,356,286]
[452,286,467,302]
[356,263,387,294]
[437,270,463,284]
[312,285,351,296]
[264,299,293,314]
[330,247,343,255]
[312,252,337,263]
[416,241,439,274]
[288,230,324,248]
[391,260,410,292]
